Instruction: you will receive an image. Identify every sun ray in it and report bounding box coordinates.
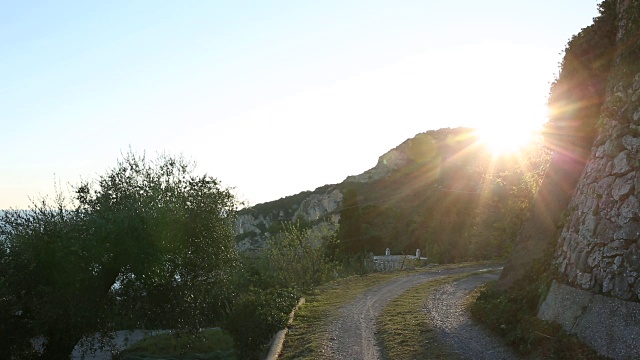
[473,125,541,156]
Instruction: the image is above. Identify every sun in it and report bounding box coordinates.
[473,125,541,155]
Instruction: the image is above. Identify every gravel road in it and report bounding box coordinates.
[424,272,519,360]
[321,265,501,360]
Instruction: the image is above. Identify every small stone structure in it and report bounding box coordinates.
[368,249,428,272]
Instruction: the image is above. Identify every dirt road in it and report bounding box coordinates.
[321,265,504,360]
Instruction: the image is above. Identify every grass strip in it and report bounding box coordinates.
[279,263,486,360]
[116,328,236,360]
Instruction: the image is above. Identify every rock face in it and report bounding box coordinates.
[344,148,410,183]
[554,71,640,301]
[293,191,343,222]
[235,189,343,252]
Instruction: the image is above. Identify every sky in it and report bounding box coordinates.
[1,1,601,209]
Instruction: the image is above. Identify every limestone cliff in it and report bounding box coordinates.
[344,148,410,183]
[235,187,342,252]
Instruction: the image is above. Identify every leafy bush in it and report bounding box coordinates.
[470,249,604,358]
[259,222,338,292]
[546,0,616,149]
[223,288,298,360]
[471,281,605,359]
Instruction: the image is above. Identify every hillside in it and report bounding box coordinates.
[236,127,549,262]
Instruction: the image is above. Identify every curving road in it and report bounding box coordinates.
[321,265,505,360]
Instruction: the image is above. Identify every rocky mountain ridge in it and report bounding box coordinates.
[234,128,466,251]
[235,127,546,260]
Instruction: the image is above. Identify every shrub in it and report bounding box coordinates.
[223,288,298,360]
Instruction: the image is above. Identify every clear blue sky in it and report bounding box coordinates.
[1,1,600,209]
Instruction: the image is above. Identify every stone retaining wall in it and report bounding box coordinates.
[553,71,640,302]
[539,280,640,359]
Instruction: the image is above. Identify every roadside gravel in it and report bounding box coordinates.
[424,272,520,360]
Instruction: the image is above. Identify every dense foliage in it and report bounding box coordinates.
[0,152,239,359]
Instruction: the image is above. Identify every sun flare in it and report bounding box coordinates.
[474,125,541,155]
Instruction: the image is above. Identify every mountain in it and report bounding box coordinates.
[236,127,549,262]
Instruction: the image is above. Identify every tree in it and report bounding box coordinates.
[0,152,239,359]
[337,188,363,255]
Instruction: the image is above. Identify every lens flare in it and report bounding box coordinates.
[474,125,540,155]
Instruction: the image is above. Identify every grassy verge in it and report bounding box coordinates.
[116,328,236,360]
[470,282,607,359]
[376,271,488,360]
[280,262,487,359]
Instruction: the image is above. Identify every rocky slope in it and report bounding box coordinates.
[236,187,342,251]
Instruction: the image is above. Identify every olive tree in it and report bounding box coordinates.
[0,152,239,359]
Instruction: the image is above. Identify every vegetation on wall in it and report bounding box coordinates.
[470,250,604,359]
[545,0,617,152]
[472,1,629,357]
